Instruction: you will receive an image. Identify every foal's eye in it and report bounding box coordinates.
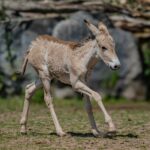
[102,46,107,51]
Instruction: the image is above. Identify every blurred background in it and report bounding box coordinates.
[0,1,150,149]
[0,0,150,101]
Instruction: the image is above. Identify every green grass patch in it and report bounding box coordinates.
[0,97,150,150]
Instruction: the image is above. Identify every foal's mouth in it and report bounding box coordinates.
[109,65,121,70]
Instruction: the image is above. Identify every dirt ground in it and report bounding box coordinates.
[0,98,150,150]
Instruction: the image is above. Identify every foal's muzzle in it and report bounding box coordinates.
[109,59,121,70]
[110,64,121,70]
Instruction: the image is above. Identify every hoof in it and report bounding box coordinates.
[57,131,66,137]
[92,129,104,137]
[20,126,27,134]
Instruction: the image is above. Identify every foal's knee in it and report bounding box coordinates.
[25,83,36,100]
[44,94,53,107]
[72,81,83,91]
[92,92,102,102]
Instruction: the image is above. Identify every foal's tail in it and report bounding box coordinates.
[20,50,29,76]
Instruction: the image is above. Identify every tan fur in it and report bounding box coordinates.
[20,20,120,137]
[38,35,81,50]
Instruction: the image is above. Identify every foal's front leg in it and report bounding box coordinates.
[74,80,116,133]
[84,95,103,136]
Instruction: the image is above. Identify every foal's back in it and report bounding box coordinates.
[27,35,76,83]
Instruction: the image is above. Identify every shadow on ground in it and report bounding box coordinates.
[37,131,139,139]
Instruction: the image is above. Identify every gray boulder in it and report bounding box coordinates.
[0,18,57,96]
[89,28,144,99]
[0,10,145,99]
[53,11,97,41]
[52,11,144,99]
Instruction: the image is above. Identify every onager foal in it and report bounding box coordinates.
[20,20,120,137]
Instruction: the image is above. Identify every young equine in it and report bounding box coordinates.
[20,20,120,137]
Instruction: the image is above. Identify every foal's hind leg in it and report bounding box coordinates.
[20,79,42,133]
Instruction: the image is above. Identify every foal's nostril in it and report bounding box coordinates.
[114,65,118,69]
[114,64,120,69]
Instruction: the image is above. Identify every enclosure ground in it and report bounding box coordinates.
[0,97,150,150]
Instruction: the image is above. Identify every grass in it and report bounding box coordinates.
[0,96,150,150]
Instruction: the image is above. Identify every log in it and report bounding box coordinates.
[1,0,150,39]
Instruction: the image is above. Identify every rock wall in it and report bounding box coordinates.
[0,11,146,99]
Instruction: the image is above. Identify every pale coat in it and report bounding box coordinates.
[20,20,120,137]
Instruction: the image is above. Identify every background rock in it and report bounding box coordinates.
[53,11,97,41]
[52,11,144,99]
[0,10,145,100]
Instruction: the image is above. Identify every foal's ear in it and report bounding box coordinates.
[84,19,100,36]
[98,22,109,35]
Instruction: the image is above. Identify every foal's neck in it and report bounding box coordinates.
[75,39,99,69]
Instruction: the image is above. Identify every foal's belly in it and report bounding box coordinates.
[58,73,71,85]
[51,71,71,85]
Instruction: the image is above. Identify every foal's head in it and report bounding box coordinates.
[84,20,120,70]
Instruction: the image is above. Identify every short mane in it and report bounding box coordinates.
[37,35,82,50]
